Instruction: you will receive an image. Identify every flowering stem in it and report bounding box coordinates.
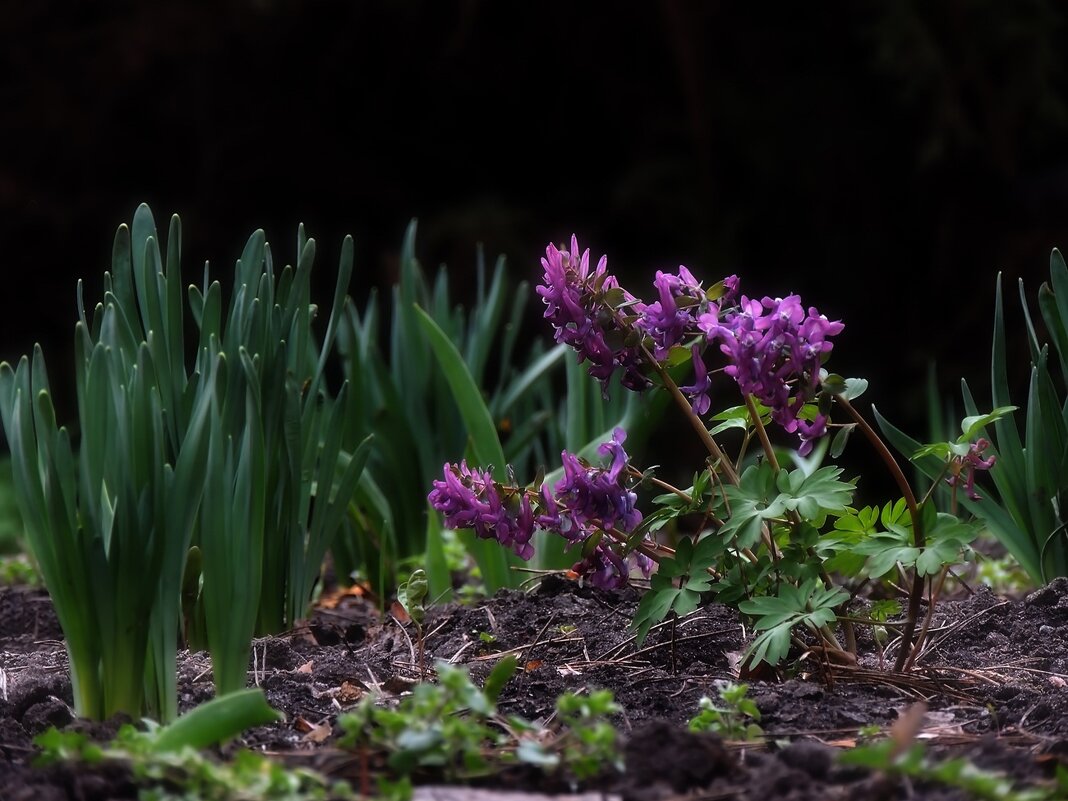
[627,466,692,504]
[744,395,781,472]
[644,344,740,485]
[835,398,922,538]
[902,563,950,672]
[836,395,925,672]
[747,394,855,653]
[602,527,669,563]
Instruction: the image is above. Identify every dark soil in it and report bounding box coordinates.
[3,576,1068,800]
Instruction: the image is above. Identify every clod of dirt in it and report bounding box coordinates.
[622,719,735,799]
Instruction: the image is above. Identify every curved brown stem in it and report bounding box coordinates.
[836,396,925,672]
[643,344,740,485]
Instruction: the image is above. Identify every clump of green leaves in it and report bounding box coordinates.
[31,690,339,801]
[0,553,38,586]
[0,205,370,720]
[688,682,763,741]
[337,658,623,787]
[841,738,1068,801]
[551,690,623,779]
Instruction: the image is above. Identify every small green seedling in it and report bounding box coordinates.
[688,681,763,741]
[32,690,342,801]
[842,737,1067,801]
[553,690,623,780]
[396,568,429,676]
[338,659,624,787]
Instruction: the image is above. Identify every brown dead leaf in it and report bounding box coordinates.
[524,659,543,672]
[294,715,333,743]
[338,680,365,704]
[303,721,333,743]
[390,601,411,624]
[825,738,858,748]
[317,583,369,610]
[295,660,314,674]
[889,702,927,759]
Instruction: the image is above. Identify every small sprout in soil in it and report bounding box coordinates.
[553,690,624,780]
[33,691,346,801]
[688,681,763,742]
[841,738,1068,801]
[0,553,39,586]
[396,568,429,676]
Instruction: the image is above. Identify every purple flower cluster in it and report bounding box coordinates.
[634,266,705,360]
[538,234,844,455]
[427,461,536,559]
[701,293,844,455]
[946,438,996,500]
[428,429,650,589]
[539,235,743,416]
[549,429,643,539]
[537,236,649,393]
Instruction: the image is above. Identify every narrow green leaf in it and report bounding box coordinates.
[413,305,506,470]
[150,689,282,753]
[483,654,518,704]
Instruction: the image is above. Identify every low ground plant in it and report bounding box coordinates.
[429,235,1014,671]
[688,681,763,741]
[31,690,346,801]
[336,657,622,794]
[841,715,1068,801]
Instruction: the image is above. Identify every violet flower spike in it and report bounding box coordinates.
[946,438,997,501]
[536,235,649,394]
[679,344,712,416]
[707,292,843,453]
[636,266,705,360]
[428,461,537,560]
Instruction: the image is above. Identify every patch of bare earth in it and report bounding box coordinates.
[3,576,1068,799]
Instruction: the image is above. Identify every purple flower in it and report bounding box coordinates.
[946,438,997,501]
[555,428,642,536]
[795,414,828,457]
[679,345,712,416]
[636,266,705,360]
[429,429,650,585]
[428,461,535,559]
[537,236,649,393]
[722,274,740,302]
[571,542,631,590]
[707,293,843,452]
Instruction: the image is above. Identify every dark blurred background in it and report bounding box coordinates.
[3,1,1068,500]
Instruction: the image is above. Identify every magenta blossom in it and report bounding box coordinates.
[427,461,536,559]
[946,438,997,501]
[537,236,649,393]
[705,293,843,455]
[554,428,642,536]
[635,266,706,360]
[679,344,712,415]
[429,428,650,587]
